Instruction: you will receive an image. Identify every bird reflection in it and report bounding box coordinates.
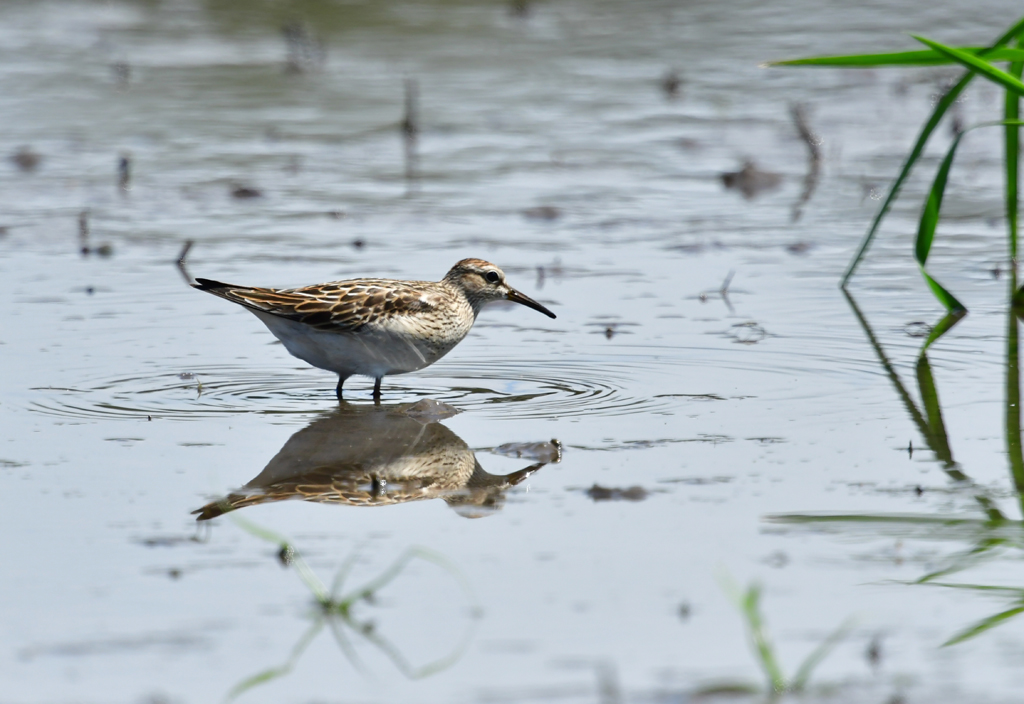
[194,401,557,521]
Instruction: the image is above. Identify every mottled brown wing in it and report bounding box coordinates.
[192,277,438,332]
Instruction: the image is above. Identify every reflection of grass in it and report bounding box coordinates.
[771,17,1024,311]
[772,293,1024,650]
[708,579,850,699]
[921,583,1024,646]
[227,516,479,701]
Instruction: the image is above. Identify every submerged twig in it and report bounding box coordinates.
[118,153,131,193]
[78,210,89,256]
[790,103,822,221]
[699,271,737,313]
[402,78,419,186]
[176,240,194,284]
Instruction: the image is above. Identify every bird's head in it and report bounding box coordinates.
[443,258,556,319]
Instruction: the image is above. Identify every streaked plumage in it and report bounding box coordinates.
[192,258,555,399]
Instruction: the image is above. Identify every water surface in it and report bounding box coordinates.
[3,1,1024,702]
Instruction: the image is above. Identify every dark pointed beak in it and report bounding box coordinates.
[506,288,556,319]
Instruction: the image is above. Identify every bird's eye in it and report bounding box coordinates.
[485,271,500,284]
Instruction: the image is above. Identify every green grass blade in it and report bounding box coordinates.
[840,15,1024,286]
[914,351,954,460]
[1006,303,1024,510]
[914,126,968,314]
[1007,39,1023,261]
[915,120,1024,314]
[740,585,787,694]
[916,130,965,266]
[918,268,966,314]
[926,582,1024,595]
[921,310,967,351]
[912,36,1024,97]
[226,620,324,701]
[767,47,1024,67]
[942,604,1024,646]
[231,515,329,602]
[791,619,853,692]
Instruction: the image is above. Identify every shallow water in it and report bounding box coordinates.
[4,1,1024,702]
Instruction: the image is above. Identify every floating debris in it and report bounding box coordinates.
[523,205,561,221]
[660,69,682,98]
[866,636,883,668]
[78,210,89,255]
[509,0,530,17]
[585,484,648,502]
[231,185,262,199]
[282,21,325,74]
[118,154,131,192]
[721,160,782,199]
[11,146,40,172]
[111,61,131,88]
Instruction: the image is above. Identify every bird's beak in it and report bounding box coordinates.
[506,288,556,319]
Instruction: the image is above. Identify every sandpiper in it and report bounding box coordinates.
[192,258,556,399]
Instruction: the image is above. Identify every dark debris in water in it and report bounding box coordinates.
[19,630,212,660]
[585,484,648,502]
[231,185,262,199]
[135,535,204,548]
[523,205,561,221]
[282,21,325,74]
[721,160,782,199]
[11,146,41,172]
[660,69,682,98]
[659,476,733,485]
[746,436,786,444]
[110,61,130,88]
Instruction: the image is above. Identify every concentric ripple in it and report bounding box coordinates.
[28,356,705,422]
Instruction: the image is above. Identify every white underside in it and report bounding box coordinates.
[252,311,457,380]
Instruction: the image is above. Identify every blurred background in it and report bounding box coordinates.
[3,1,1024,702]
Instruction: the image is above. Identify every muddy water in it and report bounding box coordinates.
[3,1,1024,702]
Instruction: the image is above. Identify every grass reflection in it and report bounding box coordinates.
[711,580,850,699]
[771,291,1024,647]
[227,517,479,701]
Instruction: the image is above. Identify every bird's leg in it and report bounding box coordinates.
[372,377,382,403]
[335,377,345,402]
